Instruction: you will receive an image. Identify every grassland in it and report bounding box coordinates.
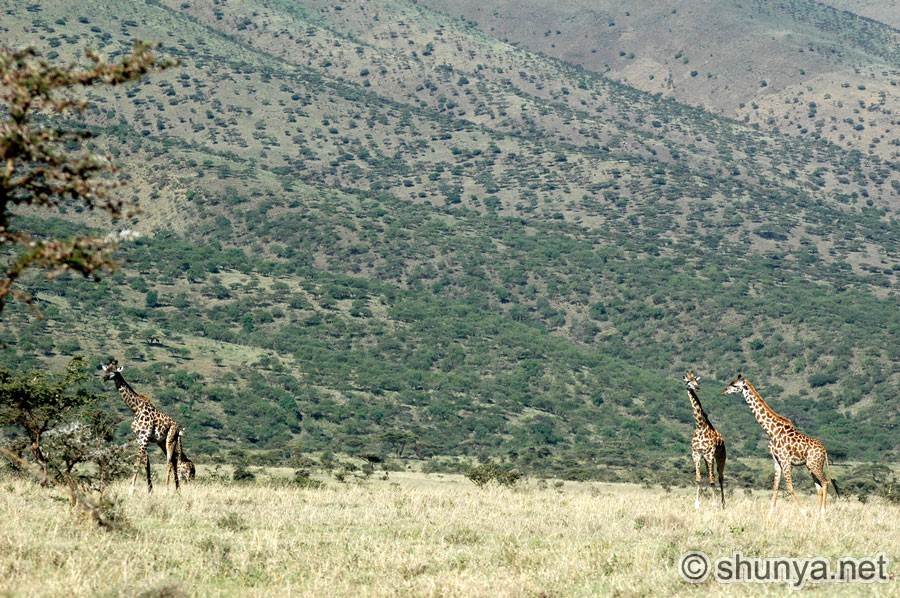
[0,469,896,597]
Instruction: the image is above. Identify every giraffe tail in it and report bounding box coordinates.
[826,454,840,499]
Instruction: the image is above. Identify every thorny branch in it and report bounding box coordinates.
[0,41,175,312]
[0,446,126,530]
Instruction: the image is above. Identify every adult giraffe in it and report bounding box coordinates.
[683,371,726,508]
[101,359,181,494]
[722,375,839,514]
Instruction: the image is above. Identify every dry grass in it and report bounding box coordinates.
[0,470,897,597]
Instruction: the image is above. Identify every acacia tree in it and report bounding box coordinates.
[43,411,130,494]
[0,356,100,477]
[0,41,174,312]
[377,430,417,458]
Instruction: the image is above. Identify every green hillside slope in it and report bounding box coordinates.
[1,0,899,477]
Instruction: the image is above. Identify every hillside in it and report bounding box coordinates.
[420,0,900,164]
[1,0,899,477]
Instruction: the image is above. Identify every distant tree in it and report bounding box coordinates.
[377,430,417,458]
[464,461,523,488]
[0,42,174,312]
[145,290,159,308]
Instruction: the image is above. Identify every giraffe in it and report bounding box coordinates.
[179,447,196,482]
[100,359,180,494]
[170,434,196,484]
[163,428,195,485]
[683,371,726,509]
[722,375,839,514]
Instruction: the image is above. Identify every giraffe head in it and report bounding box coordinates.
[721,374,746,396]
[683,371,701,392]
[100,359,124,382]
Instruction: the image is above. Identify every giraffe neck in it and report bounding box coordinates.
[687,387,714,431]
[111,375,148,414]
[740,380,791,439]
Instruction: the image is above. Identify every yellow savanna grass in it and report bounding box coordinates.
[0,470,896,596]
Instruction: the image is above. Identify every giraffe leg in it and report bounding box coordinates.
[165,460,178,488]
[165,442,175,488]
[716,446,726,509]
[144,447,153,494]
[692,452,703,509]
[132,442,150,495]
[165,460,177,491]
[816,480,826,515]
[782,464,805,512]
[130,451,141,496]
[809,463,828,515]
[705,455,717,504]
[770,456,782,513]
[166,431,180,492]
[821,476,832,514]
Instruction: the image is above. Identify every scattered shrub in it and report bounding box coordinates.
[465,461,522,487]
[232,464,256,482]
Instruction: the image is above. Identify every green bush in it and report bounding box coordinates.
[465,461,522,487]
[232,464,256,482]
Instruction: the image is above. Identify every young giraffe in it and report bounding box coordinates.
[101,359,180,494]
[683,371,726,509]
[722,375,839,514]
[169,438,195,484]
